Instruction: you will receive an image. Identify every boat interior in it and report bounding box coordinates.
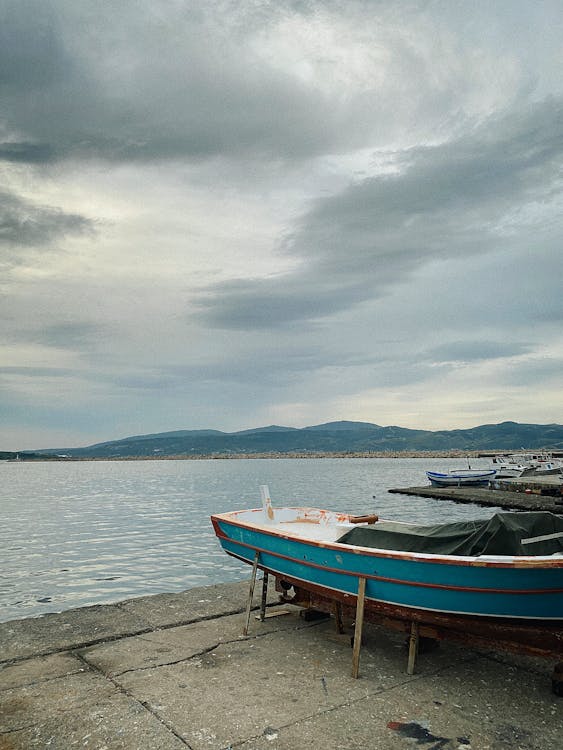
[221,500,563,558]
[228,506,363,542]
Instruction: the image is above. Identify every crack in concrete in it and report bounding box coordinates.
[221,688,390,750]
[91,616,327,678]
[222,654,484,749]
[0,604,259,667]
[73,651,195,749]
[0,724,37,735]
[103,643,223,678]
[0,676,124,738]
[85,642,433,750]
[137,698,196,749]
[0,628,155,668]
[77,619,309,678]
[0,665,87,693]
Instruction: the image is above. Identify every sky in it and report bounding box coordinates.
[1,0,563,450]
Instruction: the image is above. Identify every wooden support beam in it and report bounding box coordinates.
[333,600,344,634]
[351,576,366,679]
[407,621,419,675]
[259,571,269,621]
[242,551,260,636]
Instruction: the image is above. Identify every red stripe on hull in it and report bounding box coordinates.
[215,527,563,596]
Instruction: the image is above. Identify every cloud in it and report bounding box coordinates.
[195,96,563,329]
[193,275,366,330]
[422,341,532,364]
[0,189,93,250]
[498,356,563,386]
[0,0,69,87]
[0,0,526,166]
[0,142,56,163]
[0,1,335,164]
[28,322,105,350]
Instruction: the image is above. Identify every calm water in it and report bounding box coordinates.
[0,457,498,623]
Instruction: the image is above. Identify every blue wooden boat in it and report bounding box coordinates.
[426,469,496,487]
[211,488,563,623]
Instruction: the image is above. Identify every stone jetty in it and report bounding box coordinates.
[389,475,563,513]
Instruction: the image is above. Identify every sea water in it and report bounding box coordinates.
[0,456,498,622]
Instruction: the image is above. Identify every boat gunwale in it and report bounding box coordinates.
[426,469,496,479]
[210,508,563,569]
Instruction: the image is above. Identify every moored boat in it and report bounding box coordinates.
[492,452,563,478]
[211,486,563,623]
[425,468,496,487]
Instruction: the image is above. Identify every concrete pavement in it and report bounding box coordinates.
[1,580,562,749]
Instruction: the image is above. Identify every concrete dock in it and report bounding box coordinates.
[1,580,562,749]
[389,475,563,513]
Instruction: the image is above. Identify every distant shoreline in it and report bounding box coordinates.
[6,420,561,461]
[6,450,498,462]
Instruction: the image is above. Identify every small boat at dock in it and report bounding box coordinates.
[211,486,563,623]
[425,468,497,487]
[492,452,563,478]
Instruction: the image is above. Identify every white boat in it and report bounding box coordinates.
[491,456,528,478]
[426,469,496,487]
[492,452,563,478]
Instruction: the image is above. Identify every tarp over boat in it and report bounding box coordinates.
[337,511,563,556]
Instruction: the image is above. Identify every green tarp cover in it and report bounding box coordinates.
[336,512,563,556]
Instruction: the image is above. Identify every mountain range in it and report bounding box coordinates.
[20,420,563,459]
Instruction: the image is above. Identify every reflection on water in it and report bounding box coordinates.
[0,457,498,622]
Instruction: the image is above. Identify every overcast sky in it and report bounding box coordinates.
[1,0,562,450]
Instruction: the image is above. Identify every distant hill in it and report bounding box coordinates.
[233,425,301,435]
[30,420,563,459]
[304,421,382,431]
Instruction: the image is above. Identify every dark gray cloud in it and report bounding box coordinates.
[0,1,345,164]
[0,319,108,365]
[195,97,563,329]
[194,276,367,330]
[0,1,69,91]
[0,190,92,248]
[1,0,520,166]
[0,142,56,163]
[422,341,532,364]
[35,322,105,350]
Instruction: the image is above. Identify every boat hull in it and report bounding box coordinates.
[211,512,563,622]
[426,470,496,487]
[278,578,563,659]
